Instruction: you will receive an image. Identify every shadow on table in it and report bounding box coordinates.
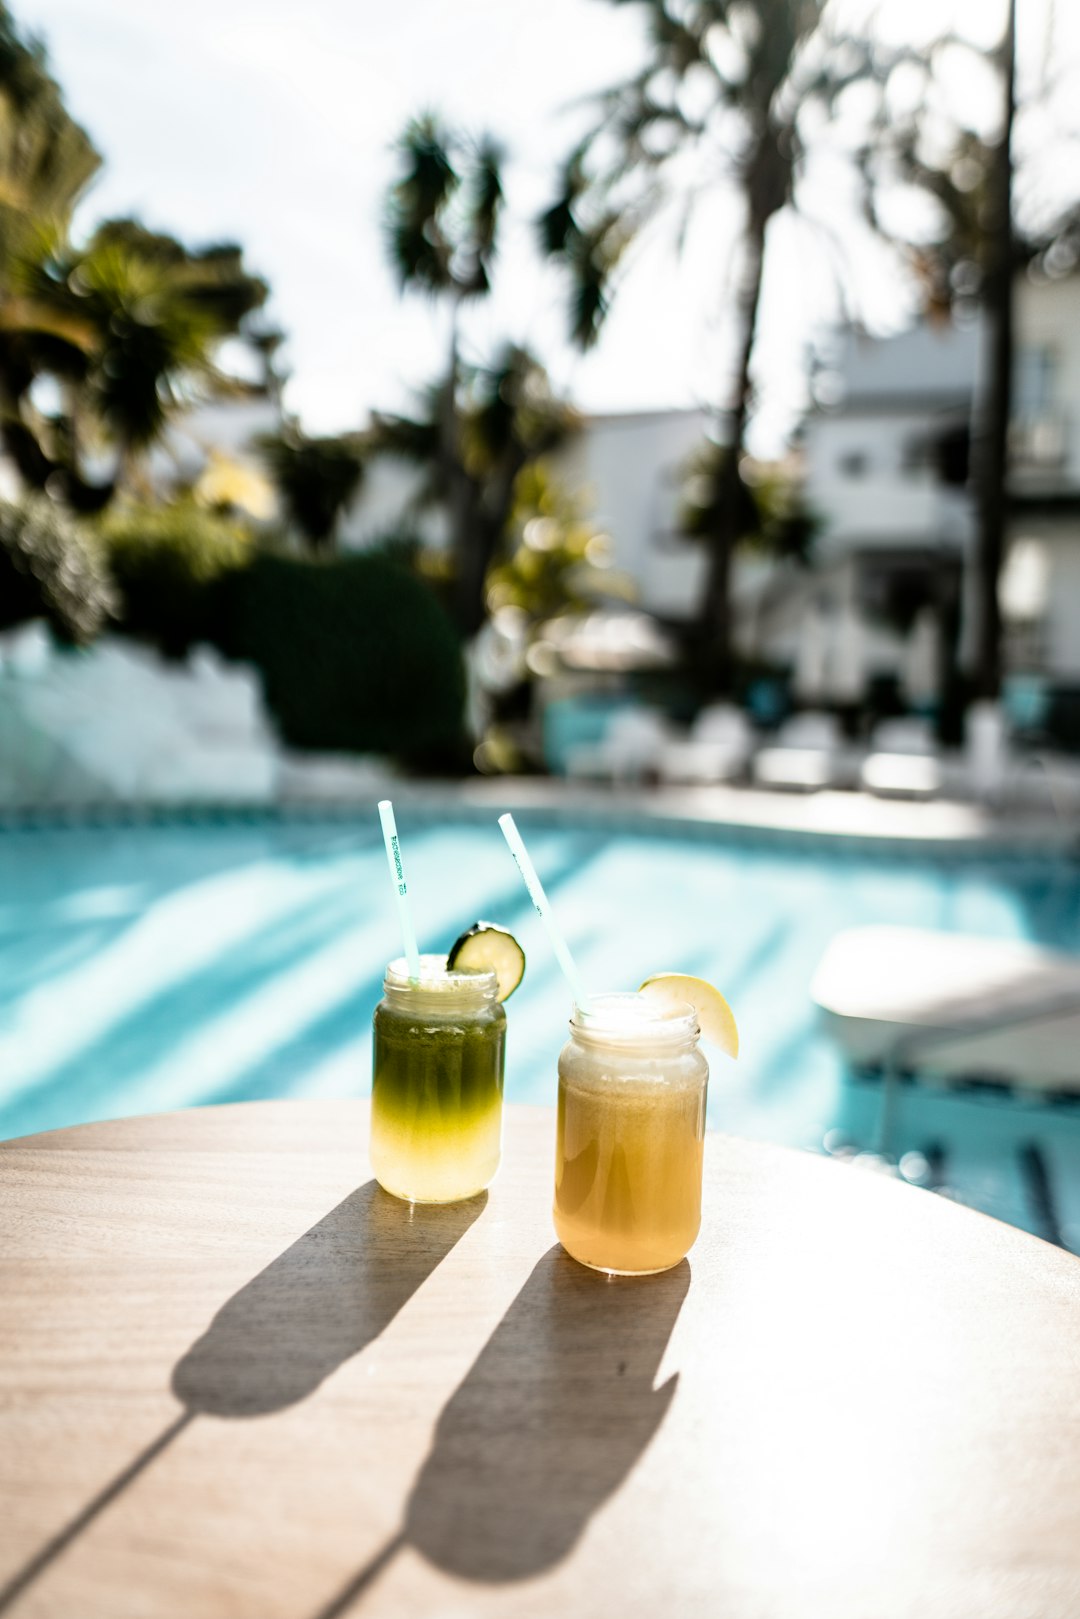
[313,1246,688,1615]
[173,1181,486,1416]
[0,1181,483,1615]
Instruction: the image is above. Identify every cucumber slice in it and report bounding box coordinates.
[448,921,526,1002]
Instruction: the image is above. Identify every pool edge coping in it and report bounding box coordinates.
[0,777,1076,863]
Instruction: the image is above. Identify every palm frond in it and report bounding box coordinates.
[469,135,504,261]
[369,405,443,468]
[383,112,462,295]
[257,427,366,549]
[393,112,459,219]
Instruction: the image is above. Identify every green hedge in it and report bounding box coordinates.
[99,500,254,658]
[214,550,466,765]
[18,498,469,765]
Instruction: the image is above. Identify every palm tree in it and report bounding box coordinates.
[0,10,269,506]
[540,0,927,690]
[679,438,815,565]
[372,344,578,632]
[384,112,507,633]
[258,426,366,553]
[0,3,105,505]
[71,220,267,473]
[5,218,268,501]
[971,0,1016,704]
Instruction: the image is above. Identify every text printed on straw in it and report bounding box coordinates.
[390,837,406,896]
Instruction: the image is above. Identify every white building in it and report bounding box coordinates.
[1003,272,1080,683]
[554,408,709,620]
[149,268,1080,713]
[749,269,1080,708]
[337,404,712,621]
[751,320,982,706]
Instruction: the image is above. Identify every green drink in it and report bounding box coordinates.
[371,954,506,1203]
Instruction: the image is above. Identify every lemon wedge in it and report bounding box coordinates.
[638,973,739,1058]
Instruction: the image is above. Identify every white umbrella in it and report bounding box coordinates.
[828,606,866,704]
[793,604,829,702]
[903,607,940,708]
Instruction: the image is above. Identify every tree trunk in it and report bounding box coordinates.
[440,296,485,638]
[972,0,1017,702]
[455,442,526,639]
[695,209,769,693]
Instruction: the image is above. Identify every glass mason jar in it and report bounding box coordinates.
[554,992,708,1274]
[371,954,506,1203]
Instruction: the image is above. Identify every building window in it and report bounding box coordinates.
[1011,345,1068,467]
[838,450,870,479]
[934,422,971,487]
[901,435,932,474]
[1015,345,1057,419]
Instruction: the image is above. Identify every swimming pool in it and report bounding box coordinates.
[3,812,1080,1246]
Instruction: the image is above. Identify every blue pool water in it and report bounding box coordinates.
[3,814,1080,1245]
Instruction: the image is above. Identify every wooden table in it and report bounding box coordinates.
[3,1101,1080,1619]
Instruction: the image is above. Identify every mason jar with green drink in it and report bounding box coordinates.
[374,798,526,1205]
[371,943,518,1203]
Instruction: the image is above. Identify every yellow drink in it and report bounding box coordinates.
[554,993,708,1274]
[371,955,505,1204]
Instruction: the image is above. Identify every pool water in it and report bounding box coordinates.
[3,816,1080,1247]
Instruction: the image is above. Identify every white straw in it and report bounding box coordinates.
[378,800,421,982]
[498,813,592,1012]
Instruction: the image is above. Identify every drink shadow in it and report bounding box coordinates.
[173,1181,486,1416]
[312,1245,689,1615]
[0,1181,484,1614]
[407,1246,689,1580]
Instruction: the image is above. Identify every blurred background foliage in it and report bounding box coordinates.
[0,495,115,642]
[96,498,255,657]
[214,550,467,768]
[0,0,1073,770]
[256,427,367,554]
[0,5,470,764]
[487,460,631,628]
[678,442,818,568]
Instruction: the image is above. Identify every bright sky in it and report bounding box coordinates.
[15,0,1079,452]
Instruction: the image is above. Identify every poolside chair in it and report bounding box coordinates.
[812,925,1080,1093]
[813,923,1080,1246]
[751,711,856,793]
[859,717,943,800]
[656,704,756,785]
[563,706,675,785]
[953,703,1080,818]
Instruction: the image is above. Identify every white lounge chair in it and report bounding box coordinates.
[812,925,1080,1092]
[860,718,942,800]
[954,703,1080,817]
[752,711,856,793]
[563,706,674,785]
[657,704,756,785]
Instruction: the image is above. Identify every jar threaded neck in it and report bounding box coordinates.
[382,953,497,1015]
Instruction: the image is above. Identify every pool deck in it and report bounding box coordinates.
[4,775,1077,859]
[293,776,1080,859]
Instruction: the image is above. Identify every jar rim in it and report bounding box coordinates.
[569,990,698,1045]
[384,952,498,999]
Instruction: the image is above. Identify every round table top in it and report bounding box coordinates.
[3,1101,1080,1619]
